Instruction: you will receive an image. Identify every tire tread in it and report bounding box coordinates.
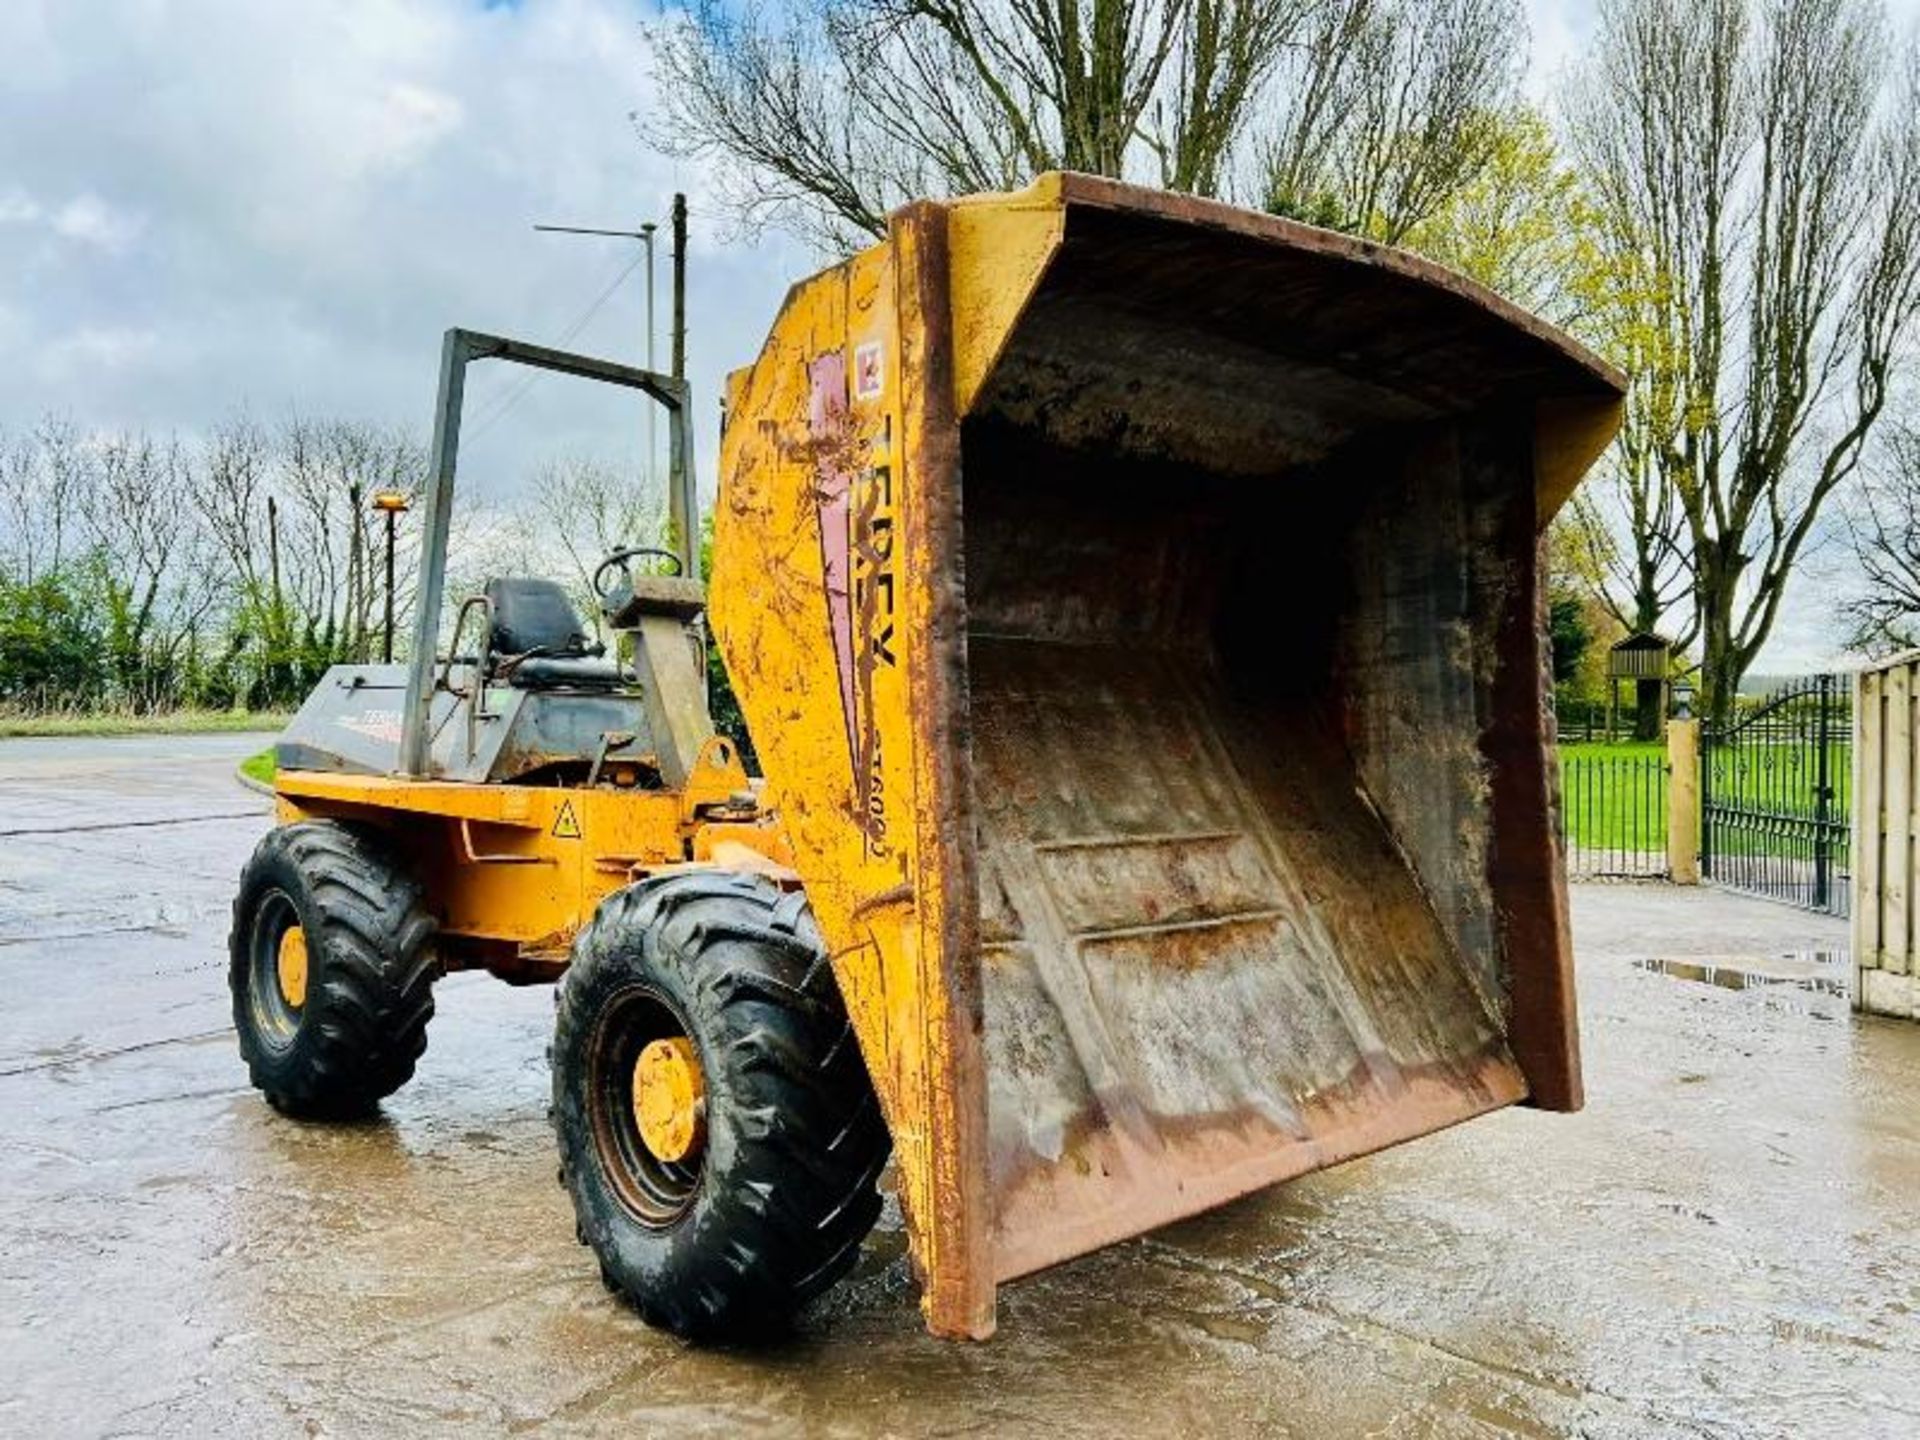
[229,820,438,1117]
[551,871,890,1340]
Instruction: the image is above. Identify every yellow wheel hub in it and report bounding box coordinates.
[276,924,309,1009]
[632,1036,705,1164]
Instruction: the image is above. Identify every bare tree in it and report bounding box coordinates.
[1261,0,1526,242]
[521,457,669,638]
[1147,0,1319,194]
[75,430,223,705]
[1570,0,1920,720]
[196,415,274,599]
[316,420,425,657]
[647,0,1523,248]
[355,426,429,654]
[2,411,434,712]
[0,416,89,586]
[0,426,43,583]
[1840,420,1920,654]
[270,417,427,663]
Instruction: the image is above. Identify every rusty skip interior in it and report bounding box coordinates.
[946,199,1618,1279]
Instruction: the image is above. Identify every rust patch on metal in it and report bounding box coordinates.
[989,1049,1525,1282]
[1484,480,1583,1111]
[966,630,1525,1280]
[1041,173,1624,399]
[852,880,915,917]
[894,200,997,1340]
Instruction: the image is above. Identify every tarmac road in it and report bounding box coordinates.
[2,732,1918,1438]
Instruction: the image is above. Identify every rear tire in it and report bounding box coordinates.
[551,872,889,1340]
[229,820,438,1117]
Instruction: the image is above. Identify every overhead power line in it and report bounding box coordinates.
[465,248,649,442]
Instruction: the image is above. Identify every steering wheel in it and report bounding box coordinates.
[593,546,684,608]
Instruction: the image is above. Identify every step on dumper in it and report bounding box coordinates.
[709,173,1624,1338]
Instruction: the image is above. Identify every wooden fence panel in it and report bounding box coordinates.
[1854,672,1882,974]
[1857,655,1920,1017]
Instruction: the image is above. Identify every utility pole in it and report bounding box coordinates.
[670,192,687,382]
[347,481,364,659]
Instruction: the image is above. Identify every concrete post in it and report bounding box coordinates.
[1668,717,1700,884]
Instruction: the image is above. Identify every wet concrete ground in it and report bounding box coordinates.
[2,733,1917,1438]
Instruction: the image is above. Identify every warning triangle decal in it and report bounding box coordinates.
[552,800,581,839]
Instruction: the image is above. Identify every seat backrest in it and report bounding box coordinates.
[483,578,590,658]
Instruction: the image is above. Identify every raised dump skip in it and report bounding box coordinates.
[964,428,1524,1277]
[711,173,1624,1338]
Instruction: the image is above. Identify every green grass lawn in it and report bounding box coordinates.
[1559,743,1669,852]
[1704,742,1851,818]
[0,708,290,739]
[240,748,276,786]
[1556,735,1850,856]
[1559,740,1663,760]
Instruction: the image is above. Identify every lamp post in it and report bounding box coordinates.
[1672,676,1697,721]
[370,490,411,663]
[533,218,659,477]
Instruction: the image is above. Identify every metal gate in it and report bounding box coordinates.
[1557,750,1670,880]
[1702,674,1851,915]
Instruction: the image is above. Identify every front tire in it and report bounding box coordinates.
[552,872,889,1340]
[229,820,438,1117]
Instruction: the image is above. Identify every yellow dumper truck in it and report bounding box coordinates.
[231,174,1624,1340]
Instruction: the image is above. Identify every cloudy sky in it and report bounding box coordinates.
[0,0,806,517]
[2,0,1914,668]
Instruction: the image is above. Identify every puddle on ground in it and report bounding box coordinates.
[1632,952,1851,1012]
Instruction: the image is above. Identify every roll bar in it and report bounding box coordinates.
[397,328,697,777]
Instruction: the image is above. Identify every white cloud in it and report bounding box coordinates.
[50,193,144,252]
[0,0,1893,672]
[35,325,162,383]
[0,187,41,225]
[0,0,807,509]
[371,83,466,173]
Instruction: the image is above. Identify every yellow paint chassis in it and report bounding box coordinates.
[273,733,792,978]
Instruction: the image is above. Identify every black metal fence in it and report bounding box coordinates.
[1557,749,1670,880]
[1702,674,1851,916]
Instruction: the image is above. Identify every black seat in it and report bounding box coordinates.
[484,578,592,658]
[482,578,626,691]
[509,655,628,689]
